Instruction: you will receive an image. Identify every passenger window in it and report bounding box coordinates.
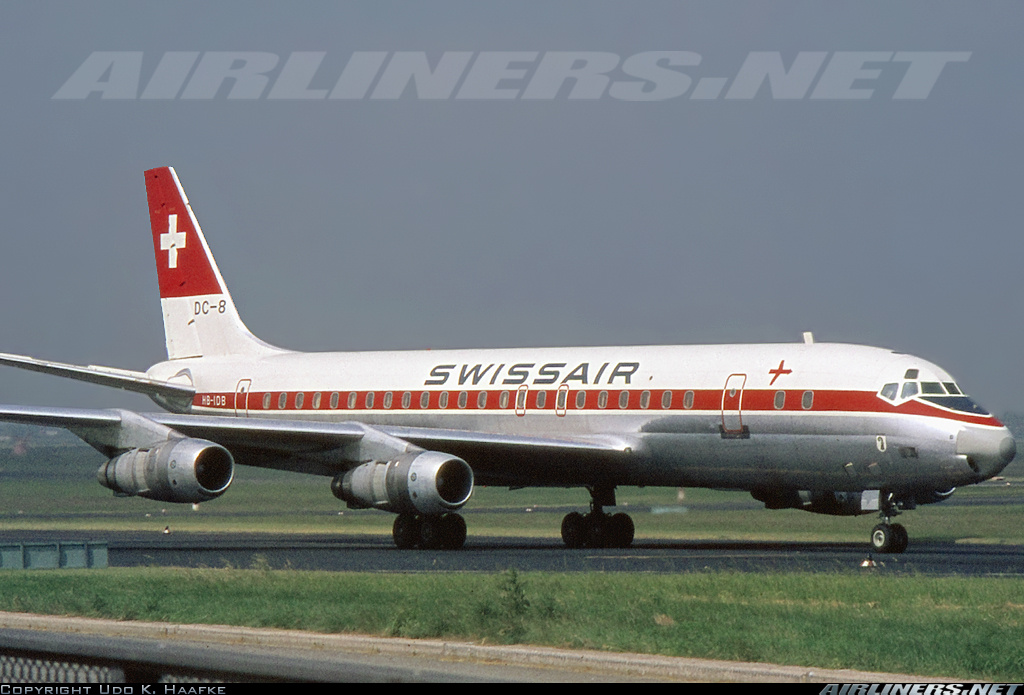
[900,382,919,399]
[439,391,449,409]
[618,391,629,409]
[477,391,487,409]
[347,391,357,409]
[312,392,322,409]
[774,390,785,409]
[500,390,510,409]
[661,390,672,409]
[457,391,468,409]
[801,390,814,409]
[880,383,898,401]
[402,391,411,409]
[576,390,586,409]
[598,391,608,409]
[536,391,547,409]
[330,392,340,409]
[683,390,695,409]
[278,392,287,409]
[295,392,304,409]
[640,391,650,409]
[383,391,393,409]
[420,391,429,409]
[263,392,272,410]
[365,392,375,409]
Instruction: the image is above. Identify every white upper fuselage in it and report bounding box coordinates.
[146,341,1010,492]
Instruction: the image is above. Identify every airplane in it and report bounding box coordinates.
[0,166,1015,553]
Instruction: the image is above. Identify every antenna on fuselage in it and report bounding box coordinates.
[803,332,815,344]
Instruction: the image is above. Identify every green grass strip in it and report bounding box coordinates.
[0,568,1022,681]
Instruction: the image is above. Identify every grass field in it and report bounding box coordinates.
[1,433,1023,680]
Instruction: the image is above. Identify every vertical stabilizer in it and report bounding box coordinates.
[145,167,280,360]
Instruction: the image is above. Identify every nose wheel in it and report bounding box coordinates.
[870,522,908,553]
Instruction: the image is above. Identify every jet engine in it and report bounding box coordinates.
[97,438,234,503]
[332,450,474,516]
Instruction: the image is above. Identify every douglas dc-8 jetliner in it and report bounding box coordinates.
[0,167,1016,552]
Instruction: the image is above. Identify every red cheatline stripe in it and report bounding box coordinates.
[193,388,1001,427]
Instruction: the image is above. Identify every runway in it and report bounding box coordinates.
[4,530,1022,576]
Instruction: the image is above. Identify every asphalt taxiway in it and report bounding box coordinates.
[2,529,1022,575]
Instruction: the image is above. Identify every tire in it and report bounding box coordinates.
[607,513,635,548]
[393,514,420,549]
[440,513,467,550]
[419,516,444,549]
[891,523,909,553]
[561,512,586,548]
[870,523,895,553]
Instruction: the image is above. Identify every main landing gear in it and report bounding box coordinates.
[392,512,467,550]
[869,493,909,554]
[560,486,635,549]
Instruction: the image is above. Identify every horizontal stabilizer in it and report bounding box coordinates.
[0,352,195,407]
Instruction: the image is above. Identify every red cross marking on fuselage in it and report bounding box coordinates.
[769,360,792,386]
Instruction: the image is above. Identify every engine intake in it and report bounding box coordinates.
[332,450,474,516]
[98,438,234,503]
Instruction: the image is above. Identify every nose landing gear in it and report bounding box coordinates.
[870,493,909,553]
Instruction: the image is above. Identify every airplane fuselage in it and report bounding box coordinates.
[148,341,1010,495]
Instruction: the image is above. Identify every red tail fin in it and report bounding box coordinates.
[144,167,280,360]
[145,167,224,298]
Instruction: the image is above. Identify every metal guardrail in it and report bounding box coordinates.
[0,628,485,683]
[0,542,107,569]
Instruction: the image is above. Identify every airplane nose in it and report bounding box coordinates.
[956,426,1017,478]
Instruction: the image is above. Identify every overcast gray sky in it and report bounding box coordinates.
[0,2,1021,415]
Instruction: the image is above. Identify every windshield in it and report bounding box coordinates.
[877,379,989,415]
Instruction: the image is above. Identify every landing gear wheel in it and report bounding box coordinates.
[393,514,420,549]
[871,524,894,552]
[891,523,909,553]
[607,513,635,548]
[439,513,467,550]
[871,523,908,554]
[561,512,586,548]
[419,516,444,549]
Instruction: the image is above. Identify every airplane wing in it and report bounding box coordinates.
[0,405,637,485]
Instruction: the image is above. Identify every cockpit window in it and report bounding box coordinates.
[880,383,898,401]
[900,381,919,399]
[921,382,945,395]
[943,382,962,395]
[904,369,919,379]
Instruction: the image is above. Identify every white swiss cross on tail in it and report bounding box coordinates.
[160,214,186,269]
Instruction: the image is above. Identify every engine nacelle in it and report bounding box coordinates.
[332,450,474,516]
[97,438,234,503]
